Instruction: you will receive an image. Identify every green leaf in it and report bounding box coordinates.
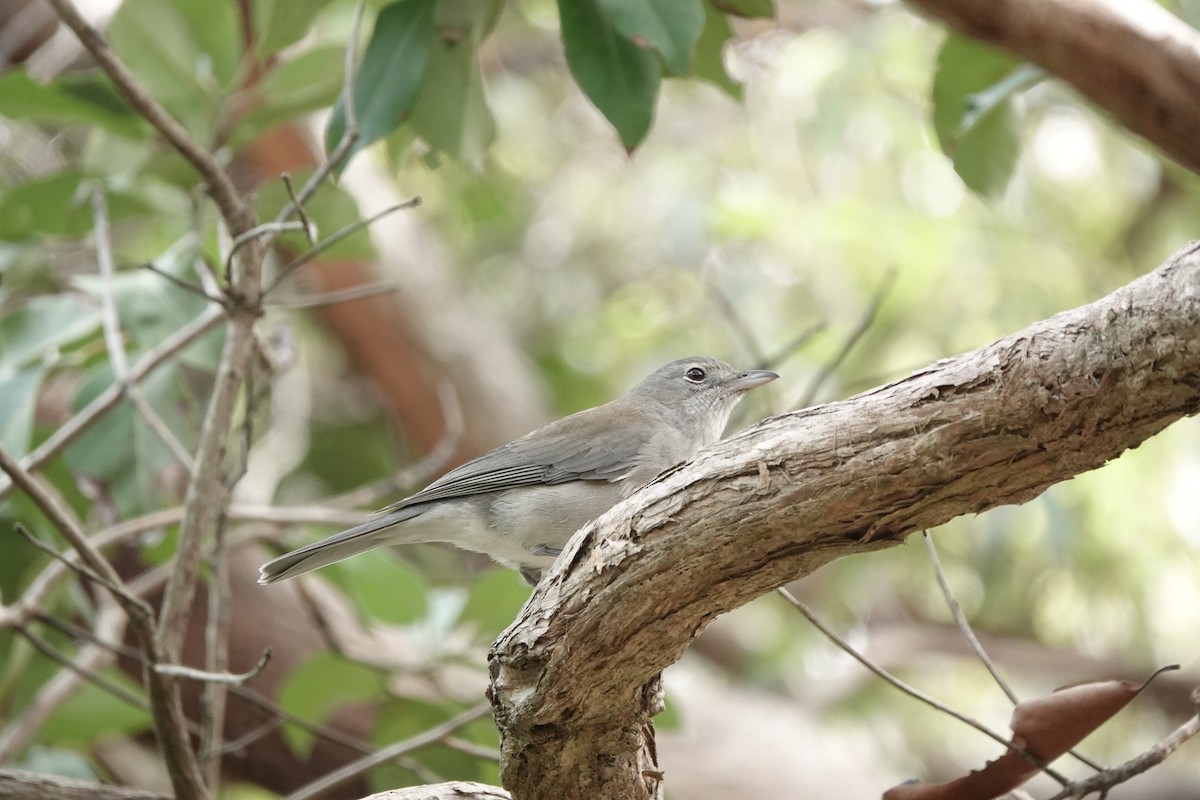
[709,0,774,19]
[254,0,336,56]
[693,0,741,98]
[0,294,101,372]
[325,0,439,173]
[330,550,428,626]
[38,669,152,745]
[278,652,384,755]
[932,34,1025,197]
[459,567,531,637]
[0,70,145,138]
[172,0,242,89]
[237,46,348,147]
[0,368,44,457]
[598,0,705,77]
[107,0,238,141]
[558,0,662,150]
[409,28,498,168]
[0,170,149,242]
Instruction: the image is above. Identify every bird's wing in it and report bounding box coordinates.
[378,402,658,513]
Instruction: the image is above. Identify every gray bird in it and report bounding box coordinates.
[258,356,777,586]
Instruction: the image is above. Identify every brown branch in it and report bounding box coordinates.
[488,242,1200,799]
[0,599,129,761]
[0,449,208,799]
[0,770,171,800]
[906,0,1200,174]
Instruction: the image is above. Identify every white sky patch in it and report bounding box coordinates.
[1034,109,1101,183]
[900,152,965,218]
[1166,454,1200,547]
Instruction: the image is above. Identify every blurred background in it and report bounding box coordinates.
[1,0,1199,797]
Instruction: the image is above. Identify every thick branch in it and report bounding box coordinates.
[0,770,171,800]
[907,0,1200,174]
[489,242,1200,799]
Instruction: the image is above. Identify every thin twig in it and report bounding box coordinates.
[144,261,223,304]
[155,648,272,687]
[0,454,152,619]
[92,189,199,469]
[0,599,127,762]
[921,533,1106,773]
[201,528,231,788]
[18,620,147,712]
[282,174,318,245]
[0,446,207,799]
[36,614,380,759]
[796,267,896,409]
[922,533,1019,702]
[223,220,307,281]
[267,280,401,309]
[265,198,422,295]
[1047,691,1200,799]
[284,703,493,800]
[776,587,1070,785]
[0,305,225,501]
[13,523,136,606]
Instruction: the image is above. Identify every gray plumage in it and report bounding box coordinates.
[258,356,777,585]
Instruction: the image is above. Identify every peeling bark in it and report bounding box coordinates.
[488,243,1200,800]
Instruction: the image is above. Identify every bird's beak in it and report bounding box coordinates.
[729,369,779,392]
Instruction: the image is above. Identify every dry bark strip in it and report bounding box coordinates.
[488,242,1200,800]
[907,0,1200,173]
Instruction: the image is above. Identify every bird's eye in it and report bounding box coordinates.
[685,367,706,383]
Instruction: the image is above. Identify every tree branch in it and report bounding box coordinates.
[907,0,1200,174]
[0,770,171,800]
[488,242,1200,799]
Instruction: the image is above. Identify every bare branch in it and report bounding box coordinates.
[284,703,493,800]
[92,187,197,470]
[0,769,171,800]
[282,173,318,245]
[922,532,1018,702]
[0,449,207,798]
[1047,690,1200,799]
[0,305,225,501]
[776,588,1068,784]
[0,599,128,762]
[154,647,272,687]
[265,198,422,296]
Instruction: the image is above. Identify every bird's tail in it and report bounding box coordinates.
[258,506,422,584]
